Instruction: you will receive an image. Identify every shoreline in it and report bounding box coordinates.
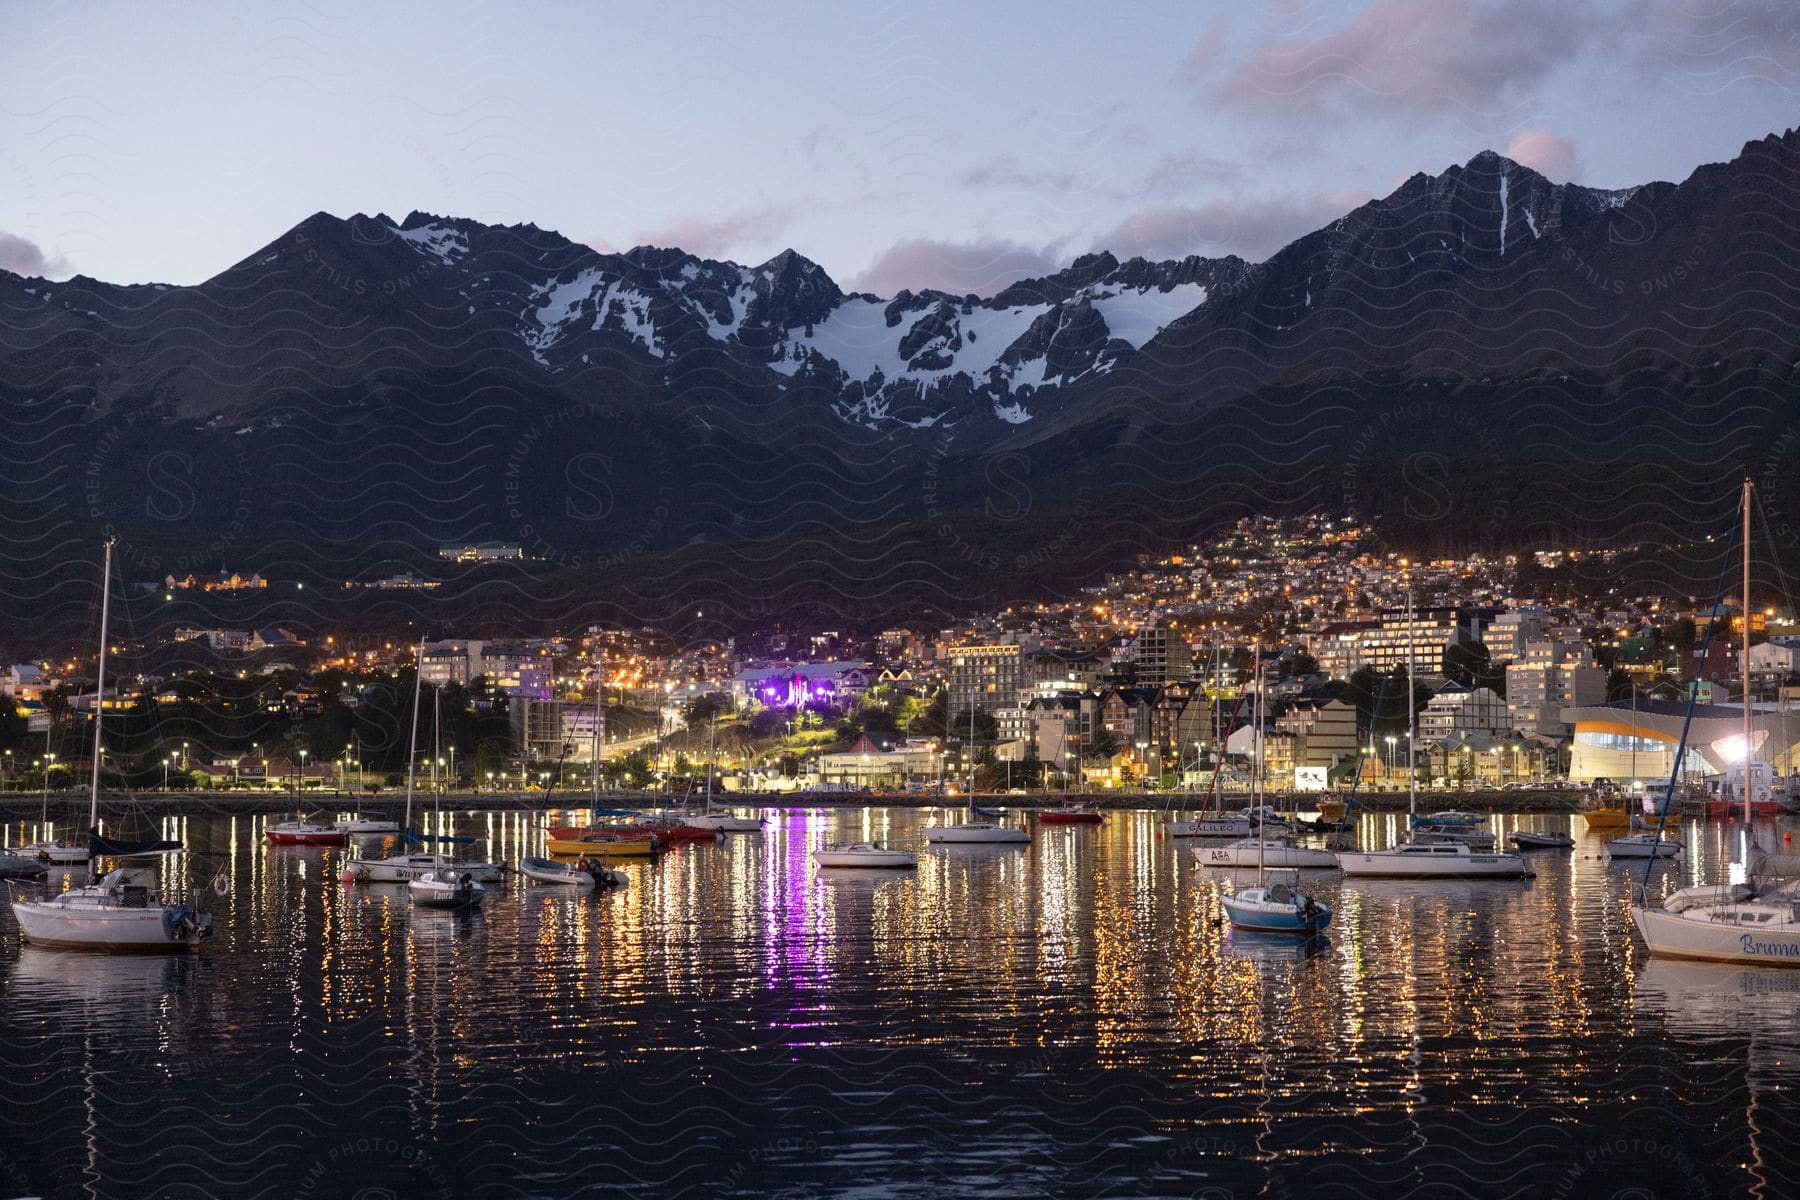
[0,787,1591,818]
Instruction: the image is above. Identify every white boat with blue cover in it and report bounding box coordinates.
[409,869,486,910]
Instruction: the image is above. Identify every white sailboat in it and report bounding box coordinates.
[8,541,215,953]
[1220,653,1334,934]
[686,710,764,832]
[924,691,1030,845]
[343,647,502,884]
[813,842,918,869]
[1334,590,1530,880]
[1632,477,1800,966]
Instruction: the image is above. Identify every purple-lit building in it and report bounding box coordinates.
[731,662,871,709]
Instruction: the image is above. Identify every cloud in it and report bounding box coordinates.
[1094,192,1364,262]
[960,157,1088,193]
[850,237,1068,297]
[590,206,795,262]
[0,230,71,278]
[1504,129,1580,180]
[1210,0,1606,123]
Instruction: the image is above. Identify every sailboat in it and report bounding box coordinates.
[1166,689,1258,838]
[342,645,504,884]
[1632,477,1800,965]
[1220,652,1334,934]
[1337,589,1530,880]
[21,734,87,863]
[8,541,214,953]
[924,691,1030,845]
[685,710,764,832]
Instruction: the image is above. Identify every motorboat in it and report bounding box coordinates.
[11,868,213,952]
[265,821,347,846]
[520,855,627,888]
[1336,841,1532,879]
[336,817,400,834]
[408,869,486,910]
[546,831,661,857]
[341,852,505,884]
[813,842,918,869]
[1222,879,1333,935]
[1197,837,1340,870]
[1509,830,1576,850]
[0,853,48,879]
[1606,833,1683,860]
[1037,806,1103,825]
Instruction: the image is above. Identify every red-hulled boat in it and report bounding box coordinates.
[632,816,724,843]
[265,820,348,846]
[1702,797,1793,819]
[547,824,660,845]
[1037,806,1103,825]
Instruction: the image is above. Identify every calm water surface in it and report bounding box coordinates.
[2,807,1797,1199]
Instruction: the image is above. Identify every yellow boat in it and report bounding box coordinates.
[546,836,659,858]
[1317,799,1347,822]
[1580,805,1681,831]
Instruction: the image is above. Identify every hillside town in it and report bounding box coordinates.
[4,516,1798,802]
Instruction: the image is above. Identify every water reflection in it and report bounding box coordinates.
[1,806,1797,1197]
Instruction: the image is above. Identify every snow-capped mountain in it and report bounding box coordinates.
[1,127,1797,637]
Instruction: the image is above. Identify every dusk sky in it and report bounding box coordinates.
[2,0,1796,293]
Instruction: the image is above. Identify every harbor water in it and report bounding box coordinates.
[1,807,1795,1198]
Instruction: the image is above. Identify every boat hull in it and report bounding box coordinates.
[1633,905,1800,966]
[1165,818,1253,839]
[1606,839,1682,859]
[344,855,504,883]
[265,827,347,846]
[687,813,765,833]
[10,899,208,954]
[21,841,88,865]
[1037,810,1103,825]
[813,849,917,868]
[1509,833,1575,850]
[924,824,1030,844]
[1222,890,1333,935]
[1337,850,1530,878]
[1197,841,1340,869]
[546,836,659,857]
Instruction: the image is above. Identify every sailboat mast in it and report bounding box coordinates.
[1406,588,1417,819]
[968,689,976,812]
[590,649,603,807]
[1744,475,1754,825]
[705,709,716,808]
[403,638,424,835]
[88,539,114,833]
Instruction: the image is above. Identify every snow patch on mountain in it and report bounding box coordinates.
[525,269,664,362]
[396,223,470,266]
[1085,282,1207,347]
